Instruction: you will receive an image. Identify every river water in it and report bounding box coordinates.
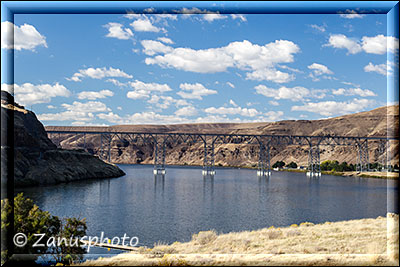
[17,164,397,258]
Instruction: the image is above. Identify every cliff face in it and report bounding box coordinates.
[1,91,125,187]
[45,105,399,168]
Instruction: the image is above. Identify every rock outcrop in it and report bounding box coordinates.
[1,90,125,187]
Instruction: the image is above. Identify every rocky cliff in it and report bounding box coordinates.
[1,90,125,187]
[45,105,399,168]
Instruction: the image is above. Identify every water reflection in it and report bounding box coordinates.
[258,176,269,194]
[203,175,214,199]
[154,174,165,195]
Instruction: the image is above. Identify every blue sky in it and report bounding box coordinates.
[1,9,398,126]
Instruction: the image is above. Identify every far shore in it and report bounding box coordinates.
[115,162,399,180]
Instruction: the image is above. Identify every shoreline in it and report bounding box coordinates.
[80,213,399,266]
[116,163,399,180]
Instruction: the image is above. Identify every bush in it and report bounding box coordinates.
[287,162,297,169]
[272,161,285,168]
[1,193,87,265]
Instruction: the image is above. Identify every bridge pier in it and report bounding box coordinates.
[153,141,166,175]
[202,142,215,176]
[356,139,369,172]
[307,145,321,177]
[378,140,390,172]
[257,144,271,176]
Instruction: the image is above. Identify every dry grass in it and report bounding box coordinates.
[80,214,399,266]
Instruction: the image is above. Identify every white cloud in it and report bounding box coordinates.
[291,99,375,116]
[226,82,235,88]
[177,83,217,100]
[268,100,279,106]
[47,105,56,109]
[77,90,114,100]
[126,111,189,124]
[263,111,284,121]
[106,78,128,87]
[1,82,70,106]
[339,10,365,19]
[204,106,260,117]
[308,63,333,76]
[147,95,188,109]
[157,36,174,44]
[326,34,362,54]
[332,87,376,97]
[38,101,110,122]
[127,80,172,100]
[326,34,399,55]
[310,24,326,32]
[254,85,311,101]
[363,62,390,76]
[361,35,399,54]
[174,106,198,116]
[230,14,246,22]
[229,99,238,107]
[104,22,133,40]
[141,40,173,56]
[97,112,123,124]
[131,19,161,32]
[203,14,228,22]
[68,67,133,82]
[246,68,295,83]
[144,39,300,83]
[1,21,47,51]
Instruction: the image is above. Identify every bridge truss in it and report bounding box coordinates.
[47,131,397,177]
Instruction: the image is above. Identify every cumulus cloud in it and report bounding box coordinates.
[141,40,173,56]
[77,90,114,100]
[204,106,260,117]
[254,85,314,101]
[326,34,399,55]
[68,67,133,82]
[230,14,246,22]
[326,34,362,54]
[174,106,198,116]
[97,112,123,124]
[268,100,279,106]
[339,10,365,19]
[106,78,128,87]
[361,35,399,54]
[157,36,174,44]
[332,87,376,97]
[177,83,217,100]
[143,39,300,83]
[147,95,188,109]
[229,99,238,107]
[38,101,110,122]
[203,14,228,22]
[131,18,161,32]
[1,21,47,51]
[308,63,333,76]
[246,68,295,83]
[291,98,375,116]
[363,62,390,76]
[1,82,70,106]
[104,22,133,40]
[127,80,172,100]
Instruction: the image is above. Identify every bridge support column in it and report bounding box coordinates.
[307,145,321,177]
[356,140,369,173]
[257,144,271,177]
[153,141,166,175]
[99,134,112,162]
[202,142,215,176]
[378,140,390,172]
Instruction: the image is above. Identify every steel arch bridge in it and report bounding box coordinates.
[46,130,397,177]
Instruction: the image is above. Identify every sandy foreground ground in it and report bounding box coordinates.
[81,213,399,266]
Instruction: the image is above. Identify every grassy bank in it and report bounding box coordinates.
[81,213,399,266]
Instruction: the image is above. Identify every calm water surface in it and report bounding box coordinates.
[17,164,397,258]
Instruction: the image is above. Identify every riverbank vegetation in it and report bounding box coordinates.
[81,213,399,266]
[1,193,87,265]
